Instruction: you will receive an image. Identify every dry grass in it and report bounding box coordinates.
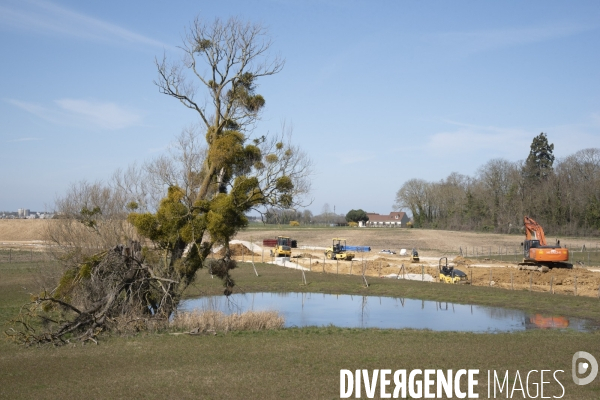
[171,310,284,333]
[0,220,49,242]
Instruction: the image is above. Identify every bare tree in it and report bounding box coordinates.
[156,17,285,201]
[9,16,311,346]
[477,159,519,228]
[394,179,431,227]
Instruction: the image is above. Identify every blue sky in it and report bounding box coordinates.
[1,0,600,215]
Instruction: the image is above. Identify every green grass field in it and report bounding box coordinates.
[1,259,600,399]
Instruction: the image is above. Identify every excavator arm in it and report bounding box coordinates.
[523,216,547,245]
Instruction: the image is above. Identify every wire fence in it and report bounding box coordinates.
[458,244,600,266]
[0,248,55,264]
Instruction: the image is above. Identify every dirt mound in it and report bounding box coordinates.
[462,265,600,296]
[340,257,438,277]
[296,253,314,258]
[452,256,473,265]
[214,243,261,257]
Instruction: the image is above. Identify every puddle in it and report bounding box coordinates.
[179,292,596,332]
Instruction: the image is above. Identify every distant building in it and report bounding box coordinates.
[365,212,410,228]
[17,209,32,218]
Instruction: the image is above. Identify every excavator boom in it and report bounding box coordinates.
[523,216,547,245]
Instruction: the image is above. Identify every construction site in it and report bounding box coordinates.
[1,218,600,298]
[233,216,600,298]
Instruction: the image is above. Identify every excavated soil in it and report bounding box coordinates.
[277,249,600,298]
[215,243,261,258]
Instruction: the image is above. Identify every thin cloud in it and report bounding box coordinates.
[7,98,143,130]
[427,119,600,161]
[0,0,168,49]
[426,23,593,54]
[428,127,531,160]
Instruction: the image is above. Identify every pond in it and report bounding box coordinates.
[179,292,595,333]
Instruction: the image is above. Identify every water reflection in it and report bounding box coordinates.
[178,293,594,332]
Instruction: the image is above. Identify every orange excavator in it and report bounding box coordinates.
[521,216,571,268]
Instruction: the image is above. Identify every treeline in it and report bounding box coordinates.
[262,208,347,225]
[395,139,600,236]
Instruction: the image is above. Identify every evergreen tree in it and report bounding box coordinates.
[524,132,555,180]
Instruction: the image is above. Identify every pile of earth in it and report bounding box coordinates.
[214,243,261,257]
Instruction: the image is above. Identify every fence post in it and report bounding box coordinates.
[529,274,532,292]
[9,248,11,263]
[336,259,339,275]
[242,245,244,262]
[511,272,513,290]
[574,276,577,296]
[378,261,381,278]
[421,265,424,281]
[349,260,353,275]
[489,269,492,286]
[261,247,264,263]
[323,256,325,273]
[309,255,312,272]
[550,276,553,294]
